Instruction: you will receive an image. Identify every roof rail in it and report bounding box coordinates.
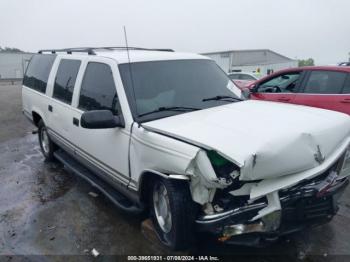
[97,47,174,52]
[38,46,174,55]
[38,47,95,55]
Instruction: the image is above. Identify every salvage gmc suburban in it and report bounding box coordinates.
[22,47,350,250]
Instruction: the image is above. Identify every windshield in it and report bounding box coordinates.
[119,59,242,122]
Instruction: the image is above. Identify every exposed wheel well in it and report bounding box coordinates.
[139,172,194,209]
[139,172,159,208]
[32,111,42,127]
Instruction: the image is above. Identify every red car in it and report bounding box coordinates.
[246,66,350,115]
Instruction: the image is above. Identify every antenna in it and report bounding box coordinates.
[123,26,138,117]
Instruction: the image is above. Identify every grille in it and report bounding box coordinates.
[282,197,334,222]
[280,152,345,198]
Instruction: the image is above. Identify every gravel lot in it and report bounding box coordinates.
[1,84,350,261]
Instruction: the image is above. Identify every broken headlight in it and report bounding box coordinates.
[207,150,239,183]
[339,147,350,178]
[207,151,246,210]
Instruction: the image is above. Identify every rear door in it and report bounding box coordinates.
[47,57,82,139]
[251,71,303,104]
[293,70,350,114]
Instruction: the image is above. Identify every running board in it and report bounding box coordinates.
[54,149,143,215]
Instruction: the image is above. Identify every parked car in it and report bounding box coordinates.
[228,72,261,89]
[338,62,350,66]
[22,48,350,250]
[246,66,350,115]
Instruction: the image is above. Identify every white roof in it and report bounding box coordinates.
[94,49,210,64]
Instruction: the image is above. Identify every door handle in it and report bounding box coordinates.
[341,98,350,103]
[278,97,291,102]
[73,117,79,126]
[48,105,53,112]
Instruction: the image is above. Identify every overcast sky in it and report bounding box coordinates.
[1,0,349,65]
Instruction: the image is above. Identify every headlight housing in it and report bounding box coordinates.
[207,150,239,182]
[339,147,350,178]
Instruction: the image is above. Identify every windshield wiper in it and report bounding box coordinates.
[202,95,243,102]
[138,106,201,117]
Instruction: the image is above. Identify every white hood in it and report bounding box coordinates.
[143,100,350,181]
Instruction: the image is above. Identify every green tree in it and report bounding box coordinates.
[298,58,315,67]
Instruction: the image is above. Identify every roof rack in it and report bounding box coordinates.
[38,47,174,55]
[38,47,95,55]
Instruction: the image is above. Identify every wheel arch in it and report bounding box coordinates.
[138,169,190,206]
[32,111,42,127]
[140,169,198,250]
[31,107,46,127]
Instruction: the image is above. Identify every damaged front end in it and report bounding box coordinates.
[190,147,350,246]
[140,96,350,246]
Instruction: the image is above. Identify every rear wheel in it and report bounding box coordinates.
[150,178,197,250]
[38,120,56,161]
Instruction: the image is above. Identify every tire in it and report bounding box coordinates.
[38,120,56,161]
[150,178,197,250]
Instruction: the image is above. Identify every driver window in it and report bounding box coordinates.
[79,62,120,115]
[258,72,301,93]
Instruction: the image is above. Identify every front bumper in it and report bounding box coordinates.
[195,174,349,246]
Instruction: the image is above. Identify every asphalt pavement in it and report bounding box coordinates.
[0,84,349,261]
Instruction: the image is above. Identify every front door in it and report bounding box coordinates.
[69,58,130,185]
[251,71,303,104]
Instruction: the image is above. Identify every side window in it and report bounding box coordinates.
[342,74,350,94]
[240,74,255,80]
[79,62,120,114]
[228,74,239,80]
[23,54,56,93]
[53,59,81,104]
[258,72,301,93]
[303,71,347,94]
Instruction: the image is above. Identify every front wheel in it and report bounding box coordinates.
[150,178,197,250]
[38,120,56,161]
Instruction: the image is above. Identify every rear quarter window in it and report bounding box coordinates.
[23,54,56,93]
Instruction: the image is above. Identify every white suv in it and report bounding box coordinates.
[22,47,350,250]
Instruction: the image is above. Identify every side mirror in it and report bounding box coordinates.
[81,110,125,129]
[241,88,251,99]
[250,84,258,93]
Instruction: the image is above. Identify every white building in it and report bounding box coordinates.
[0,52,33,79]
[202,49,298,76]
